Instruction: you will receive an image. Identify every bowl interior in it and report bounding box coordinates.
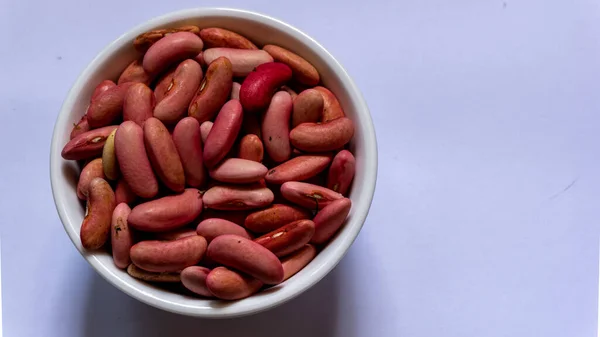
[50,8,377,318]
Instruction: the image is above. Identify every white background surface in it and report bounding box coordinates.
[1,0,599,336]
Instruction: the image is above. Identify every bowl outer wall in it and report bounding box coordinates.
[49,7,377,318]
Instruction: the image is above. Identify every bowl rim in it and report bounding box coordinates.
[50,7,378,318]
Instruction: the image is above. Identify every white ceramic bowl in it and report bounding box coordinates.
[50,7,377,318]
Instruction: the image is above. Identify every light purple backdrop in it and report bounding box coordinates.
[1,0,599,336]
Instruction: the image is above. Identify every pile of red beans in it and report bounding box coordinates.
[61,26,356,300]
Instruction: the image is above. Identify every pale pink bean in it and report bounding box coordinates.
[77,158,105,199]
[123,83,154,126]
[196,218,252,242]
[142,32,204,75]
[262,91,292,162]
[203,184,274,210]
[311,198,352,244]
[111,203,133,269]
[203,100,243,168]
[128,188,203,232]
[207,235,284,284]
[200,121,213,144]
[181,266,213,297]
[130,235,207,272]
[173,117,207,188]
[281,244,317,281]
[209,158,268,184]
[230,82,241,100]
[153,59,203,124]
[114,121,158,199]
[327,150,356,195]
[202,48,273,77]
[280,181,343,210]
